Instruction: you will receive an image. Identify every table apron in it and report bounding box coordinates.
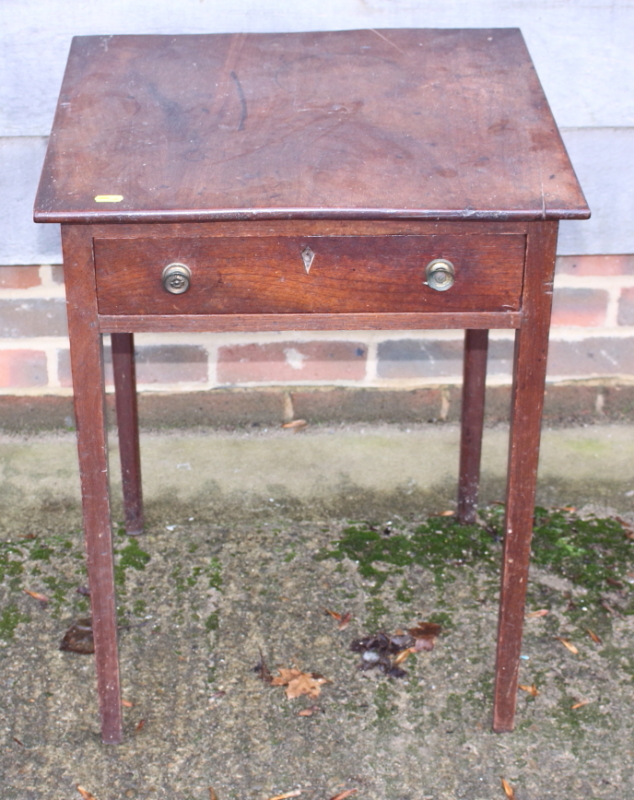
[97,311,522,333]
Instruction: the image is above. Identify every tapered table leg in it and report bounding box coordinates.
[111,333,143,536]
[63,226,122,744]
[457,329,489,524]
[493,221,558,732]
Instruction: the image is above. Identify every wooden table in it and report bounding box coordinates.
[35,29,589,744]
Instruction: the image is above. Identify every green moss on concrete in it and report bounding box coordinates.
[395,579,413,603]
[117,539,151,571]
[114,538,151,587]
[530,507,634,606]
[373,682,398,726]
[205,612,220,632]
[0,548,24,583]
[319,507,634,615]
[206,557,223,590]
[0,604,30,640]
[29,544,54,561]
[41,574,76,615]
[318,516,497,591]
[365,597,389,630]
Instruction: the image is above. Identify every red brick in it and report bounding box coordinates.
[0,266,41,289]
[0,350,48,388]
[556,255,634,276]
[58,344,208,387]
[0,299,68,337]
[291,387,443,423]
[617,287,634,326]
[602,385,634,418]
[217,341,367,384]
[551,288,608,327]
[542,385,604,422]
[137,389,288,428]
[2,385,634,431]
[546,337,634,377]
[376,338,513,379]
[130,345,208,384]
[0,396,75,431]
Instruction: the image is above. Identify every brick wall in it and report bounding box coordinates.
[1,256,633,396]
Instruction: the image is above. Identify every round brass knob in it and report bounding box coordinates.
[162,263,191,294]
[425,259,455,292]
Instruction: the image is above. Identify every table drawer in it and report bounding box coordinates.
[94,234,526,316]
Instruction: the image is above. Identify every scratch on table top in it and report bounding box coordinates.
[230,71,248,132]
[370,29,406,55]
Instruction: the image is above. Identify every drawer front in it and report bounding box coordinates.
[94,234,525,315]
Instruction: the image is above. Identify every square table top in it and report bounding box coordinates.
[34,28,590,225]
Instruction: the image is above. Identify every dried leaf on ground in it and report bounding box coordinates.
[298,705,321,716]
[271,668,328,699]
[254,649,273,684]
[121,699,134,708]
[337,612,352,630]
[351,623,440,677]
[267,790,302,799]
[135,719,146,732]
[526,609,549,619]
[408,622,442,639]
[76,787,98,800]
[393,647,414,666]
[209,789,219,800]
[586,628,602,644]
[351,632,409,677]
[615,515,634,539]
[501,777,515,798]
[555,636,579,654]
[328,790,358,800]
[518,683,539,697]
[408,621,441,652]
[281,419,307,430]
[23,589,50,605]
[571,699,591,710]
[324,608,353,629]
[60,618,94,654]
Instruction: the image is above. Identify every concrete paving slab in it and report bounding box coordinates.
[2,421,634,799]
[1,423,633,536]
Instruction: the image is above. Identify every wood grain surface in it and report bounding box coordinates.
[111,333,143,537]
[97,310,521,333]
[457,329,489,524]
[94,233,526,315]
[61,225,123,744]
[34,29,590,224]
[493,220,559,732]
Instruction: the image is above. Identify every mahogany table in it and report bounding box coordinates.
[35,29,589,743]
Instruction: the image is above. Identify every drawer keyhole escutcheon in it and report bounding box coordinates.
[162,262,191,294]
[301,246,315,274]
[425,258,455,292]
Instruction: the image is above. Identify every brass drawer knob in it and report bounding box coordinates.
[425,259,455,292]
[162,263,191,294]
